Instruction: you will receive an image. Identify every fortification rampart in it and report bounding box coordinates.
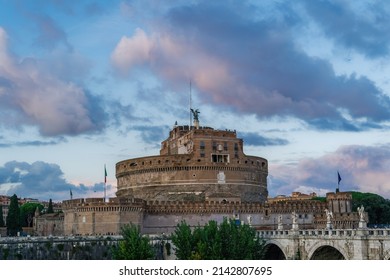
[62,197,145,208]
[116,154,268,202]
[116,154,267,179]
[60,198,331,235]
[44,191,362,236]
[116,124,268,203]
[62,198,144,236]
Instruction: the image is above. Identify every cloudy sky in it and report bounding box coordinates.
[1,0,390,201]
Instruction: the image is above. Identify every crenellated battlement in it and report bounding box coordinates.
[267,199,325,214]
[61,196,330,215]
[326,191,352,200]
[62,197,145,209]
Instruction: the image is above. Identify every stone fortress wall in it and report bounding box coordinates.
[61,198,144,236]
[58,191,360,236]
[35,117,362,237]
[116,125,268,203]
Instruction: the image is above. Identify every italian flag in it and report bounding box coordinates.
[104,165,107,183]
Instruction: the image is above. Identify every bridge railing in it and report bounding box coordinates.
[258,228,390,238]
[0,235,123,245]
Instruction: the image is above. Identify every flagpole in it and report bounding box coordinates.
[337,171,341,193]
[189,79,192,129]
[104,164,107,202]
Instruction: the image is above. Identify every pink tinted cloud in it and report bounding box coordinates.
[270,144,390,198]
[111,28,153,73]
[110,2,390,129]
[109,27,330,120]
[111,28,231,95]
[0,27,99,136]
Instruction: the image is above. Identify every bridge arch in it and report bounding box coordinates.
[263,240,287,260]
[307,241,348,260]
[383,249,390,260]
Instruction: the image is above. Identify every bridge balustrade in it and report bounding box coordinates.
[368,229,390,236]
[258,228,390,238]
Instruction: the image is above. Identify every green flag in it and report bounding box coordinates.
[104,165,107,183]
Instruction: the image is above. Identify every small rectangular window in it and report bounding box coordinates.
[211,154,229,163]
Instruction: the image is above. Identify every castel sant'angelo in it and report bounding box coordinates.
[55,110,361,236]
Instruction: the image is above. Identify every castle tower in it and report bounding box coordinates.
[116,124,268,203]
[326,192,352,214]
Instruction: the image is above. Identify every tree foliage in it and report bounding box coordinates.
[171,218,266,260]
[351,191,390,225]
[47,199,54,214]
[311,197,326,202]
[0,205,4,227]
[112,224,155,260]
[6,194,21,236]
[311,192,390,225]
[19,202,44,227]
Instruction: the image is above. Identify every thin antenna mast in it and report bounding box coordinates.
[189,79,192,129]
[104,164,107,202]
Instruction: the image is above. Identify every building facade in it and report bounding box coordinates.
[58,190,360,236]
[36,116,362,236]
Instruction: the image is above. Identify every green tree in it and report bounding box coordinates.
[171,218,266,260]
[112,224,155,260]
[6,194,21,236]
[0,205,5,227]
[192,220,222,259]
[47,199,54,214]
[351,191,390,225]
[171,220,194,259]
[19,202,44,227]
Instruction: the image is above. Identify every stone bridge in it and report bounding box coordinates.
[259,228,390,260]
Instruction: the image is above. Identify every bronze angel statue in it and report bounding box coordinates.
[191,108,200,121]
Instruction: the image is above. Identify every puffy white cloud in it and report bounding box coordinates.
[110,1,390,131]
[111,28,153,72]
[0,160,111,201]
[0,27,105,136]
[269,144,390,199]
[111,27,231,95]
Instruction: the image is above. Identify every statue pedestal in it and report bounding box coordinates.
[291,223,299,230]
[326,222,333,230]
[359,221,367,229]
[277,224,284,230]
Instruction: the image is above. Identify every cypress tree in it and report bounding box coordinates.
[47,199,54,214]
[0,205,5,227]
[6,194,21,236]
